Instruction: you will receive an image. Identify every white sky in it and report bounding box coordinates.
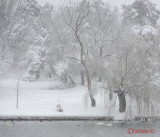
[37,0,160,11]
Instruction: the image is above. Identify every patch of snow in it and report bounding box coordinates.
[132,25,157,39]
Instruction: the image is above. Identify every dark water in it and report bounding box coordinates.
[0,121,159,137]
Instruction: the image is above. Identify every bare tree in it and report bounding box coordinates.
[61,0,96,106]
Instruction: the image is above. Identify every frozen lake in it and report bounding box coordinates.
[0,121,159,137]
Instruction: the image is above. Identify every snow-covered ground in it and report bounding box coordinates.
[0,77,126,119]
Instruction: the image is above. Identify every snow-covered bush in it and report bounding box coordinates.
[23,46,45,81]
[56,104,63,112]
[55,61,68,76]
[54,61,69,84]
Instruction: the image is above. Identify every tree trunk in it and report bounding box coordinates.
[87,80,96,107]
[16,75,21,109]
[75,31,96,107]
[118,92,126,112]
[68,75,75,85]
[114,90,126,112]
[90,95,96,107]
[64,74,68,83]
[80,70,85,85]
[48,72,51,78]
[98,73,102,82]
